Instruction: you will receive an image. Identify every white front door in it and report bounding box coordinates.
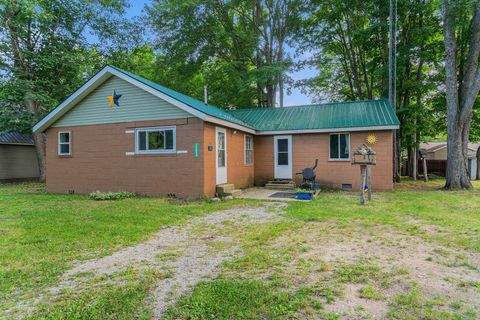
[216,127,227,185]
[274,135,292,179]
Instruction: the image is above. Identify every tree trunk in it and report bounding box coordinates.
[441,0,477,189]
[413,133,417,181]
[25,98,46,181]
[33,131,46,182]
[278,41,284,107]
[476,145,480,180]
[445,126,471,189]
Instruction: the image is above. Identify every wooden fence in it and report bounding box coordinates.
[418,160,447,176]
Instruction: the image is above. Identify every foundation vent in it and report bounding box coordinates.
[341,184,353,190]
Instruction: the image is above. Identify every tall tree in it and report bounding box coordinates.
[441,0,480,189]
[297,0,442,180]
[146,0,299,108]
[0,0,130,180]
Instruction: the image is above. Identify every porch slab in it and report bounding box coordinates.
[238,187,309,202]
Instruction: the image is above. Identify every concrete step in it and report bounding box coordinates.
[224,189,243,198]
[269,179,295,184]
[266,179,295,189]
[216,183,235,195]
[265,183,296,190]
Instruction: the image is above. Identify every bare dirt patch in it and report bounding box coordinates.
[266,221,480,319]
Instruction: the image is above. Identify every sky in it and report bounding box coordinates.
[123,0,315,106]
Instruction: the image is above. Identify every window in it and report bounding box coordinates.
[244,135,253,165]
[58,131,71,155]
[277,138,289,165]
[217,131,226,167]
[329,133,350,160]
[135,127,176,154]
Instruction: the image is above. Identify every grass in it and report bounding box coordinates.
[25,268,161,320]
[287,179,480,251]
[0,183,244,305]
[387,289,477,320]
[164,280,309,319]
[2,179,480,319]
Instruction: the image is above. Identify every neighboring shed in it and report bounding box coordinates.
[0,132,40,181]
[420,142,479,180]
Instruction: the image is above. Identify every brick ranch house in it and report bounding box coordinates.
[33,65,400,198]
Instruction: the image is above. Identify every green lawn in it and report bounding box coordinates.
[2,180,480,319]
[0,183,241,308]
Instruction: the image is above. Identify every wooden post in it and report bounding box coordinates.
[413,146,417,180]
[360,165,367,205]
[367,165,372,200]
[422,157,428,182]
[352,144,376,205]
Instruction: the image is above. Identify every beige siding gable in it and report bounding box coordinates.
[53,76,191,127]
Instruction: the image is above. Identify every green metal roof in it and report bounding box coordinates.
[108,65,254,129]
[33,64,399,133]
[227,100,399,132]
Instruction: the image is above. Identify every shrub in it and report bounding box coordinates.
[88,191,138,201]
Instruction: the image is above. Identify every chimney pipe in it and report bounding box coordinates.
[204,85,208,105]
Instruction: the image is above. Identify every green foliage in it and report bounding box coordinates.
[88,191,138,201]
[296,0,453,155]
[145,0,301,108]
[0,0,134,133]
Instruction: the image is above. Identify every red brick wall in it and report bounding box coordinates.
[253,131,394,191]
[203,123,216,197]
[203,123,255,197]
[253,135,274,186]
[226,128,255,189]
[46,118,205,197]
[46,118,393,197]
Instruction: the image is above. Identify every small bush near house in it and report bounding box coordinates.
[88,191,138,201]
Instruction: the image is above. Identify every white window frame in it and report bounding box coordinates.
[58,131,71,156]
[244,134,253,165]
[135,126,176,154]
[329,132,350,161]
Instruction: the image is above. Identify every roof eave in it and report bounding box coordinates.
[0,142,35,146]
[204,115,256,134]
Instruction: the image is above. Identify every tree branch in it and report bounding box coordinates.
[441,0,460,121]
[460,0,480,107]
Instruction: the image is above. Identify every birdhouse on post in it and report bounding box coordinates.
[418,148,429,182]
[351,144,377,205]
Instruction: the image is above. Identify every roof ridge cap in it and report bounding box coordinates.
[229,99,388,112]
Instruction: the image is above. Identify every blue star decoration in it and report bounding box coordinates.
[107,90,122,108]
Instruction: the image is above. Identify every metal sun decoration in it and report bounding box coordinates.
[366,134,378,145]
